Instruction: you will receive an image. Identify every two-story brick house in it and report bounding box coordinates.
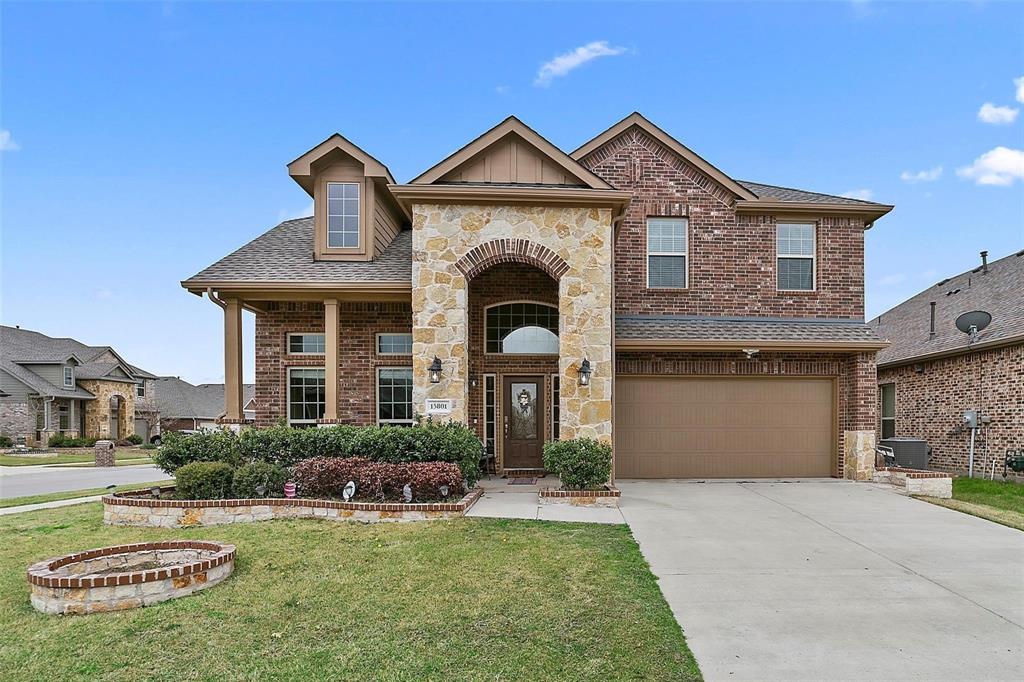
[183,113,892,480]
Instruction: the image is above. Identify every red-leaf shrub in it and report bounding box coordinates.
[291,457,463,502]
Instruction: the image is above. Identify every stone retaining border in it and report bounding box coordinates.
[102,487,484,527]
[538,485,620,507]
[27,540,234,615]
[873,467,953,499]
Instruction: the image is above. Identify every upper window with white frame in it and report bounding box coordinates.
[647,218,688,289]
[777,222,816,291]
[288,333,326,355]
[327,182,360,249]
[63,366,74,388]
[377,333,413,355]
[136,381,146,399]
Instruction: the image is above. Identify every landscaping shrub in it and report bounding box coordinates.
[47,434,99,448]
[232,461,289,498]
[174,461,235,500]
[126,434,144,445]
[239,420,482,485]
[154,429,241,474]
[543,438,612,491]
[0,436,13,448]
[292,457,463,502]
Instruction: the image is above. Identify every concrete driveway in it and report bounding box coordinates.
[618,479,1024,682]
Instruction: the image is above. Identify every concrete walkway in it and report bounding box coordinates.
[619,479,1024,681]
[466,477,624,524]
[0,495,103,516]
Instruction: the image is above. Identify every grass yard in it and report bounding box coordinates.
[921,477,1024,531]
[0,481,174,509]
[0,504,701,681]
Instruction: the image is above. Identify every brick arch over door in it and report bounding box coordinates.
[454,239,571,281]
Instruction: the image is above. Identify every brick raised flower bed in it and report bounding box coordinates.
[102,487,483,527]
[873,467,952,499]
[538,485,620,508]
[27,540,234,615]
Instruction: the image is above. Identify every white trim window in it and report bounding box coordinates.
[288,333,326,355]
[647,218,688,288]
[880,383,896,440]
[136,381,146,399]
[376,333,413,355]
[777,222,816,291]
[287,368,326,426]
[377,367,414,426]
[483,374,496,457]
[63,366,74,388]
[327,182,360,248]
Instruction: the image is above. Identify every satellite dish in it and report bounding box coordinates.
[955,310,992,336]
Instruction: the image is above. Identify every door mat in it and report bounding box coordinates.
[508,478,538,486]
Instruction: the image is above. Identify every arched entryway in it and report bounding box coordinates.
[468,261,560,473]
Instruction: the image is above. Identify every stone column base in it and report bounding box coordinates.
[843,430,876,481]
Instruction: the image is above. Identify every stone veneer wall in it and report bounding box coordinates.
[616,350,878,479]
[78,380,135,440]
[412,204,614,443]
[878,344,1023,476]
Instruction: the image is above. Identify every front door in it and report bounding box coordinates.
[502,376,544,469]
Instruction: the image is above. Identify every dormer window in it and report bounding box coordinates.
[63,366,74,388]
[327,182,360,248]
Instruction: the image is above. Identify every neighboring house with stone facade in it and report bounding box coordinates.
[182,113,892,480]
[872,249,1023,476]
[154,376,255,435]
[0,325,159,446]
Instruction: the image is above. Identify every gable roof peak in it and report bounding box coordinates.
[287,132,396,195]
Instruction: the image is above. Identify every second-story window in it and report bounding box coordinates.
[327,182,360,248]
[777,222,816,291]
[136,381,146,399]
[288,333,326,355]
[63,366,74,388]
[647,218,688,289]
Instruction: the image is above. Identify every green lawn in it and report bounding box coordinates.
[921,477,1024,531]
[0,505,700,681]
[0,481,174,509]
[0,452,153,467]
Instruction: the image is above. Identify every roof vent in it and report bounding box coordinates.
[936,278,950,287]
[945,288,961,296]
[981,250,989,273]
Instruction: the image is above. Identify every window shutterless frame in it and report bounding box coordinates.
[63,366,74,387]
[880,383,896,440]
[136,382,145,398]
[326,181,361,249]
[287,333,326,355]
[376,367,414,426]
[483,374,497,457]
[375,332,413,356]
[483,300,560,355]
[646,217,688,289]
[287,367,326,427]
[776,222,817,291]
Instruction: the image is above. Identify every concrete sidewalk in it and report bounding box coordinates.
[0,495,103,516]
[619,479,1024,682]
[466,477,624,524]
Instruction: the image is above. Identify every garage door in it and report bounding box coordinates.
[615,377,834,478]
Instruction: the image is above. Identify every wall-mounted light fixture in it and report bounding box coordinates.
[742,348,760,359]
[578,358,592,386]
[428,356,443,384]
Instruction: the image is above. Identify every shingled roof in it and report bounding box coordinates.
[871,250,1024,367]
[154,376,255,420]
[181,218,412,288]
[616,315,884,347]
[738,180,887,207]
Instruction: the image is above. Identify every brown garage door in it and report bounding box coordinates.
[615,377,835,478]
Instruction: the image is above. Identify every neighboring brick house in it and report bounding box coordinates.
[183,113,892,480]
[154,376,255,436]
[0,325,159,446]
[872,250,1024,477]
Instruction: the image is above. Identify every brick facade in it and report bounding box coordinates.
[877,344,1024,477]
[617,350,878,477]
[254,301,412,427]
[578,127,866,319]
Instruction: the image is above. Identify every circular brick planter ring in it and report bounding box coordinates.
[102,487,484,527]
[27,540,235,615]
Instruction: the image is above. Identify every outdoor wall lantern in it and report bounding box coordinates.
[578,358,592,386]
[428,356,443,384]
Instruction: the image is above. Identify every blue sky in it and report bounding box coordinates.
[2,1,1022,384]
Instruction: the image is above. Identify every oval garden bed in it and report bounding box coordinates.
[27,540,234,615]
[103,486,483,527]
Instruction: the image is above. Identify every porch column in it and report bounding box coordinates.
[224,297,243,420]
[323,298,339,422]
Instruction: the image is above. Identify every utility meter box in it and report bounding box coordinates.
[963,410,979,428]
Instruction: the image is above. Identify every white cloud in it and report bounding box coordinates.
[957,146,1024,186]
[0,129,20,152]
[900,166,943,183]
[841,188,874,200]
[877,273,906,287]
[1015,76,1024,104]
[534,41,626,87]
[495,85,511,95]
[977,102,1019,124]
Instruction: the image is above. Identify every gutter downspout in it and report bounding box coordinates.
[207,287,227,310]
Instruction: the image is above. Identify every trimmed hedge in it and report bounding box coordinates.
[232,461,289,498]
[47,434,99,448]
[543,438,612,491]
[292,457,463,502]
[154,429,242,474]
[174,461,235,500]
